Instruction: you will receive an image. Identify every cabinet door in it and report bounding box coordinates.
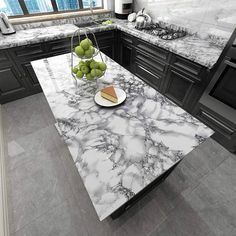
[20,62,42,92]
[0,65,28,104]
[99,41,115,60]
[162,67,197,110]
[120,41,133,72]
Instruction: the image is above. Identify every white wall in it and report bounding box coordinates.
[134,0,236,37]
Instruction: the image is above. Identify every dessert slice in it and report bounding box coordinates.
[101,86,118,103]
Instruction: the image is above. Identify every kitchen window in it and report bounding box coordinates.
[0,0,103,18]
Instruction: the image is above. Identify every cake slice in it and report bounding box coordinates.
[101,86,118,103]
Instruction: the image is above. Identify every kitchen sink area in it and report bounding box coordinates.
[0,0,235,236]
[74,19,112,28]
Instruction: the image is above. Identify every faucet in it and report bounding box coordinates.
[89,0,95,22]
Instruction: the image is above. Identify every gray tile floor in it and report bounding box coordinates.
[2,93,236,236]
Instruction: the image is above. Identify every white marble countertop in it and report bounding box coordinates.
[0,19,226,69]
[31,52,214,221]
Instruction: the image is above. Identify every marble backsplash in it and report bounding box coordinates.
[134,0,236,38]
[13,12,112,31]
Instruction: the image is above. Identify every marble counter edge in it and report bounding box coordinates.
[0,21,223,69]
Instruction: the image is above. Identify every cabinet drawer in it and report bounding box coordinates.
[11,44,45,60]
[136,39,170,62]
[171,54,204,78]
[95,30,115,42]
[198,107,235,137]
[46,38,71,55]
[135,49,167,74]
[135,61,162,89]
[121,32,133,44]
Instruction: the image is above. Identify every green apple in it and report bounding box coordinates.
[90,46,95,54]
[86,73,94,80]
[80,65,90,74]
[72,67,78,74]
[90,69,96,77]
[76,70,84,79]
[80,38,91,50]
[75,46,85,57]
[84,48,93,58]
[95,69,103,78]
[79,61,85,66]
[90,61,99,69]
[98,62,107,71]
[85,59,92,67]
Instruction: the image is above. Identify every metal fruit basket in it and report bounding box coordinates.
[70,27,105,81]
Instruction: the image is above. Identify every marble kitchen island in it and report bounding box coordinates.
[31,52,214,221]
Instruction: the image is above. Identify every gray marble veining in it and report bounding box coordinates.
[0,19,226,69]
[115,20,226,69]
[0,23,116,49]
[31,52,214,221]
[13,12,112,30]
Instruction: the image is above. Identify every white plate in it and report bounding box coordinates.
[94,87,126,107]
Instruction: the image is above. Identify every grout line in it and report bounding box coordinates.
[0,105,10,236]
[12,199,67,235]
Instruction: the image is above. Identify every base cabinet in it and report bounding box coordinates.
[20,62,42,92]
[134,60,162,90]
[120,41,134,72]
[99,41,115,60]
[162,67,194,107]
[0,29,211,112]
[0,30,116,104]
[161,66,209,112]
[0,64,28,104]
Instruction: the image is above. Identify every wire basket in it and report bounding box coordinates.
[70,27,106,84]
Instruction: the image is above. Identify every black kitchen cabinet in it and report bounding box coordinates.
[0,64,28,104]
[134,60,163,90]
[118,32,134,72]
[132,39,169,91]
[120,41,133,71]
[19,62,42,92]
[45,38,72,56]
[162,67,194,107]
[99,41,115,60]
[161,64,209,112]
[0,30,116,104]
[0,29,211,111]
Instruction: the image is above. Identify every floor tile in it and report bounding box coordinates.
[5,125,63,171]
[201,156,236,203]
[2,93,55,141]
[12,197,87,236]
[184,138,230,179]
[152,199,215,236]
[7,147,72,233]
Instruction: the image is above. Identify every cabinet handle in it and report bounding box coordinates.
[201,111,234,135]
[225,60,236,69]
[138,64,160,79]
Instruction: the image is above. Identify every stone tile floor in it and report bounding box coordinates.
[2,93,236,236]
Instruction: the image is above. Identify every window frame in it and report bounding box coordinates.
[7,0,104,18]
